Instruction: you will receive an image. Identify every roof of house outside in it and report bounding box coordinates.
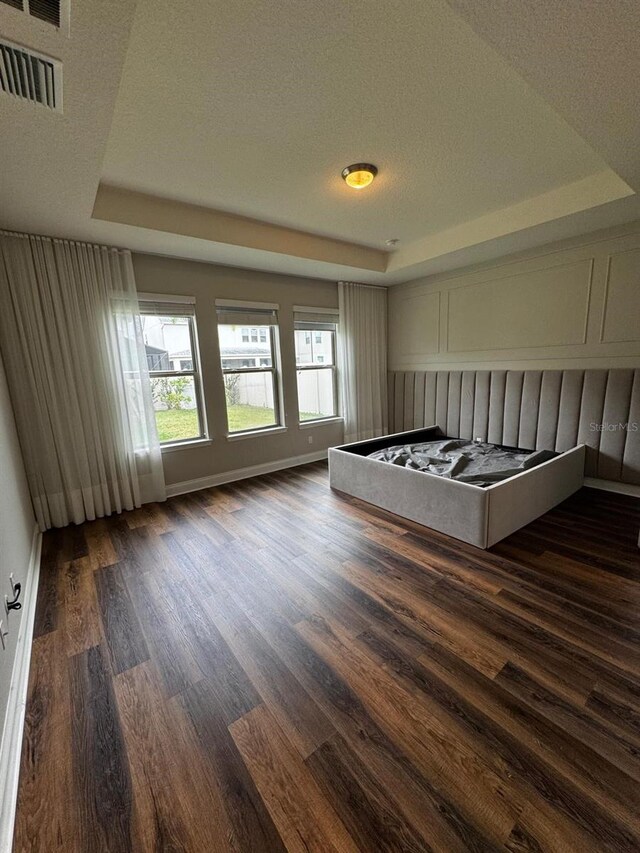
[220,347,270,356]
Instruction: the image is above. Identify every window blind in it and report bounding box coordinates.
[293,307,338,331]
[216,305,278,326]
[138,293,195,316]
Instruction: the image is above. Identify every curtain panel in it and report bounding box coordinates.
[338,281,388,443]
[0,232,165,530]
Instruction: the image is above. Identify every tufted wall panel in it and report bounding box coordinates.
[388,369,640,484]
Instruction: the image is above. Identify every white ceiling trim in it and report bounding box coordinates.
[389,169,633,272]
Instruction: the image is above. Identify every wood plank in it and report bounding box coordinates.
[229,704,359,853]
[60,557,102,656]
[178,682,288,852]
[85,529,117,571]
[586,689,640,743]
[204,587,335,757]
[113,661,234,852]
[94,562,149,675]
[306,732,436,852]
[69,644,137,852]
[13,631,79,852]
[120,557,204,698]
[496,662,640,783]
[32,557,60,638]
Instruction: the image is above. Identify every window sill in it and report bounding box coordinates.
[161,438,212,453]
[299,417,343,429]
[226,426,288,441]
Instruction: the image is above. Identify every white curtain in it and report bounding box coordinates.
[0,232,166,530]
[338,281,388,443]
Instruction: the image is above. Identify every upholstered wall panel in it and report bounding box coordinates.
[436,372,449,434]
[460,371,476,439]
[536,371,563,452]
[413,373,425,430]
[556,370,584,452]
[503,372,524,447]
[519,371,542,449]
[577,370,608,477]
[425,372,437,426]
[403,372,415,431]
[598,370,635,481]
[623,371,640,484]
[472,371,490,441]
[447,371,462,437]
[487,372,506,445]
[388,368,639,484]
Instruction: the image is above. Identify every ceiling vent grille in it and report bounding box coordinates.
[0,40,62,110]
[0,0,61,27]
[28,0,60,26]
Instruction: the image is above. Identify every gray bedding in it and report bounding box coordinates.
[367,439,557,487]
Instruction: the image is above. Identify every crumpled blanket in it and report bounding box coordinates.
[368,439,557,487]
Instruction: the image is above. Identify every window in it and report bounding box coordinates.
[139,295,206,445]
[241,328,249,343]
[216,302,282,434]
[294,308,339,422]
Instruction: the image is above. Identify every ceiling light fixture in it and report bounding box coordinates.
[341,163,378,190]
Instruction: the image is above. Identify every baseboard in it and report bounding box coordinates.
[165,449,329,498]
[0,524,42,853]
[584,477,640,498]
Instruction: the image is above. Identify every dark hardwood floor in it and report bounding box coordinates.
[12,462,640,852]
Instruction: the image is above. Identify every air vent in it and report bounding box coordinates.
[28,0,59,27]
[0,0,61,27]
[0,40,62,111]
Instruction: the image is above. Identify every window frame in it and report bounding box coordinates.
[220,323,282,435]
[294,321,339,424]
[139,302,208,447]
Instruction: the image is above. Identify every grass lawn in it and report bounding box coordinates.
[155,404,323,442]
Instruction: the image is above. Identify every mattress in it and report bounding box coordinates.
[367,438,557,487]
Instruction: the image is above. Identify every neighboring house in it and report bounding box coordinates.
[145,344,169,372]
[169,349,194,371]
[220,346,271,369]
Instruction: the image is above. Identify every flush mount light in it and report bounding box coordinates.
[341,163,378,190]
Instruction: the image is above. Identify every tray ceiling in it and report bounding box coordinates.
[1,0,638,283]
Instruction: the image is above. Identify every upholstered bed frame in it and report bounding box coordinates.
[388,368,639,486]
[329,427,585,548]
[329,368,638,548]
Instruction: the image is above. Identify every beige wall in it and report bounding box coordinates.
[132,253,343,488]
[389,222,640,371]
[0,350,35,751]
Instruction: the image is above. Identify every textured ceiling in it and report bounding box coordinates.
[446,0,640,192]
[101,0,609,248]
[0,0,638,284]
